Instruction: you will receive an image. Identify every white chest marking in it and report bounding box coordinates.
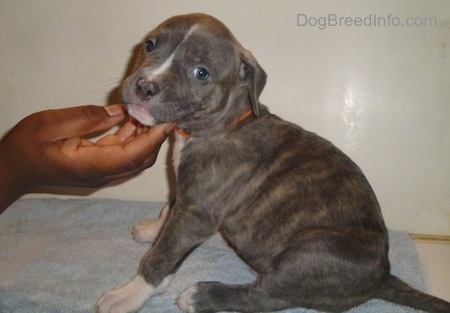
[172,133,188,176]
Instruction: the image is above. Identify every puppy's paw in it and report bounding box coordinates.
[178,282,241,312]
[132,219,162,243]
[95,275,155,313]
[177,285,198,313]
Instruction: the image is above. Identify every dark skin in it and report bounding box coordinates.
[0,104,175,214]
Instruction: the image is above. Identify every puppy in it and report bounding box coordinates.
[96,13,450,313]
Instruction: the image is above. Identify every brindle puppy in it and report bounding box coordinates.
[96,13,450,313]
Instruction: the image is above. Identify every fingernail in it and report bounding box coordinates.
[105,104,125,117]
[165,122,177,134]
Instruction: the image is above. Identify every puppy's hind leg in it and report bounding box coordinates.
[178,229,387,313]
[132,203,170,243]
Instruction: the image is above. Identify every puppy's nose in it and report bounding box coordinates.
[136,78,160,100]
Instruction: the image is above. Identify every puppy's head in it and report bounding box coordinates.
[122,13,266,135]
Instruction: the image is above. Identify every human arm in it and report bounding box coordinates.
[0,104,174,213]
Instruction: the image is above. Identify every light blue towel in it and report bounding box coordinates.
[0,198,426,312]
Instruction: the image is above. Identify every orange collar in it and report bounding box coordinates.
[174,110,253,139]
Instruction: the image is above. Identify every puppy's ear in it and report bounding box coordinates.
[239,51,267,117]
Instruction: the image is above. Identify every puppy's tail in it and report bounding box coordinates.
[376,275,450,313]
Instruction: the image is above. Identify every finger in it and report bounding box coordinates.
[95,134,125,146]
[121,123,169,168]
[136,123,146,136]
[79,123,169,174]
[114,120,138,143]
[80,138,95,146]
[95,120,138,145]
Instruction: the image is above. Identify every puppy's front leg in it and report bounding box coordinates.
[95,274,172,313]
[132,203,171,243]
[96,204,216,313]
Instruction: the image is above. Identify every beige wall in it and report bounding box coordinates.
[1,0,449,235]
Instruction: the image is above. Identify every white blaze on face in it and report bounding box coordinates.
[145,24,200,80]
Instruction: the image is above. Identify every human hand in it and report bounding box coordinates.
[0,104,174,211]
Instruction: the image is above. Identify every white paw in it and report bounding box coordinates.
[177,285,198,313]
[132,219,162,243]
[96,275,155,313]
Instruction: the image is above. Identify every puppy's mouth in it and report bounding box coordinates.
[126,103,157,126]
[123,86,159,126]
[126,100,197,127]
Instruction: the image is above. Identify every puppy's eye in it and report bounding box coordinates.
[144,40,155,53]
[193,67,210,80]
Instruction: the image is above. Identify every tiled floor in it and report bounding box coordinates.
[414,241,450,302]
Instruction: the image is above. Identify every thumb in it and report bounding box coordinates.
[48,104,127,140]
